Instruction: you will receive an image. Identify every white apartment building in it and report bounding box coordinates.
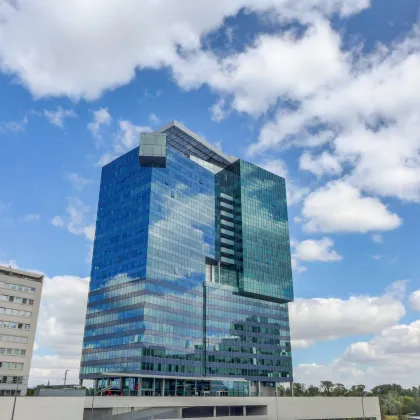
[0,265,43,396]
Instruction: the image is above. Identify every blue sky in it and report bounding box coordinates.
[0,0,420,387]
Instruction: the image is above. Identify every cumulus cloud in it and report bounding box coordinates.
[44,107,77,128]
[0,0,368,100]
[293,237,342,262]
[344,320,420,364]
[210,98,229,122]
[299,151,342,178]
[296,320,420,388]
[30,274,89,386]
[248,27,420,204]
[51,198,95,242]
[65,173,93,191]
[87,107,112,139]
[289,281,406,347]
[409,290,420,311]
[301,181,402,233]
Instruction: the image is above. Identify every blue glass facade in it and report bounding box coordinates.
[80,125,294,391]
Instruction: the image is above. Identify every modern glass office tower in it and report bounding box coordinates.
[80,122,294,397]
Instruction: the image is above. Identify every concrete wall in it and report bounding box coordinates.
[274,397,381,420]
[0,397,85,420]
[36,388,87,397]
[0,396,381,420]
[85,396,381,420]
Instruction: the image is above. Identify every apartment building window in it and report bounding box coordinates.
[0,282,35,294]
[0,321,30,330]
[0,390,21,396]
[0,376,23,384]
[0,295,34,305]
[0,348,26,356]
[0,308,31,318]
[0,361,24,370]
[0,335,28,344]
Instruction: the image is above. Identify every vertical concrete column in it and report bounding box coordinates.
[138,378,142,396]
[152,377,155,396]
[162,379,165,396]
[243,406,246,416]
[177,407,182,419]
[104,377,110,395]
[213,406,217,417]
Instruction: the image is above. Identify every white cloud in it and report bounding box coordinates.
[44,107,77,128]
[291,256,307,274]
[305,319,420,388]
[301,181,402,233]
[51,198,95,242]
[30,273,89,386]
[65,173,93,191]
[259,159,309,205]
[51,215,64,227]
[175,20,347,118]
[299,151,342,178]
[247,27,420,204]
[290,281,406,347]
[293,237,342,262]
[409,290,420,311]
[23,213,40,222]
[87,107,112,139]
[148,113,160,125]
[371,234,383,244]
[0,0,368,100]
[98,120,151,166]
[0,116,28,133]
[210,98,229,122]
[341,320,420,380]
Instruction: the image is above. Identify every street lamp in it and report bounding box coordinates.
[10,377,28,420]
[63,370,69,386]
[90,385,114,420]
[361,392,367,420]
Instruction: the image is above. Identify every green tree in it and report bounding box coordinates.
[307,385,320,396]
[333,383,347,396]
[293,383,306,396]
[277,385,287,396]
[320,381,334,396]
[349,385,366,396]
